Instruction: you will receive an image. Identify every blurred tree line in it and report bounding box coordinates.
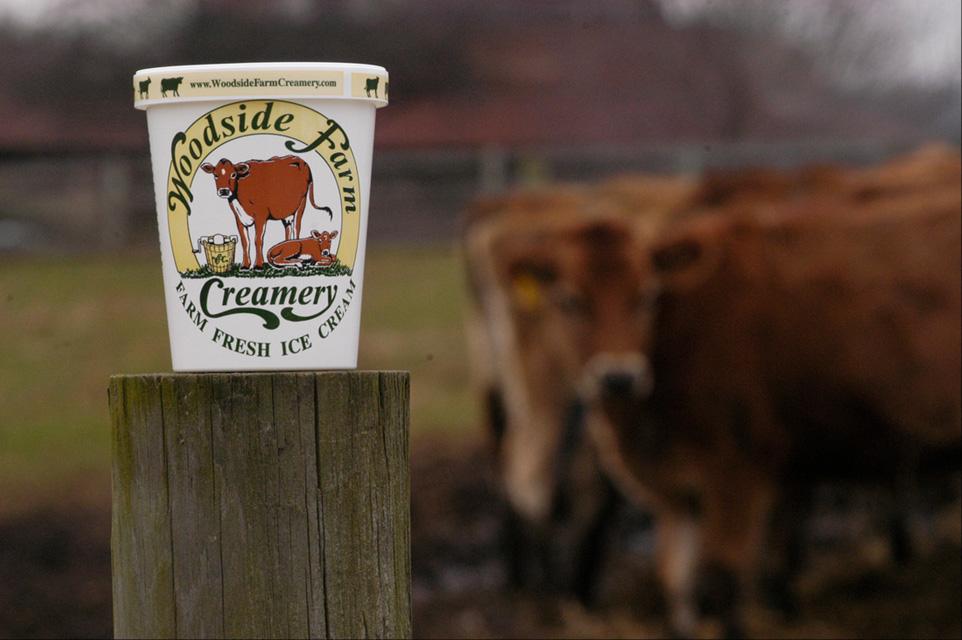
[0,0,958,143]
[0,0,472,119]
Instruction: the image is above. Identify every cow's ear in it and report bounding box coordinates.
[235,162,251,178]
[651,229,723,291]
[201,163,216,174]
[311,230,323,239]
[329,230,338,239]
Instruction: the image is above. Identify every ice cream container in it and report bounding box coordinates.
[133,62,388,371]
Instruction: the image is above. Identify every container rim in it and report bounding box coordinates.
[133,62,388,109]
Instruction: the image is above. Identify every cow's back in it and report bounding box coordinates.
[238,156,313,217]
[652,186,961,476]
[758,188,962,450]
[840,143,962,201]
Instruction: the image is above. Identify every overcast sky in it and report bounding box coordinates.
[660,0,961,90]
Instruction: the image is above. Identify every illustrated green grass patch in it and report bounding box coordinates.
[181,260,352,278]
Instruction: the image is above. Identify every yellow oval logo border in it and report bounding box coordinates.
[165,100,361,273]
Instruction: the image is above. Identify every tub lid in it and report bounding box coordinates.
[133,62,388,109]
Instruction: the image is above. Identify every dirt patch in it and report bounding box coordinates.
[0,437,959,639]
[0,505,111,639]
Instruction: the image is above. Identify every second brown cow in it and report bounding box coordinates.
[589,185,962,637]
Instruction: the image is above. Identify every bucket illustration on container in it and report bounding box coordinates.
[134,62,388,371]
[196,235,238,273]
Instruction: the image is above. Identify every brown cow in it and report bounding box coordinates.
[588,185,962,637]
[464,187,611,598]
[462,176,699,601]
[267,230,338,268]
[201,155,333,269]
[463,146,961,631]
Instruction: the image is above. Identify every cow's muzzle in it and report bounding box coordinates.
[217,188,231,198]
[579,352,653,402]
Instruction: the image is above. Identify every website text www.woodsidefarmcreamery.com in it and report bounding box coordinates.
[189,77,338,90]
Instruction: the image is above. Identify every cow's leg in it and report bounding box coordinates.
[282,217,293,241]
[500,402,565,596]
[269,245,303,267]
[656,505,702,639]
[253,222,267,268]
[247,226,258,268]
[293,196,308,239]
[883,464,921,565]
[570,478,620,607]
[697,469,776,640]
[485,388,533,590]
[233,216,251,269]
[501,506,533,590]
[762,483,812,620]
[547,400,619,607]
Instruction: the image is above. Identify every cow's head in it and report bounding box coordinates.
[499,214,724,407]
[310,230,338,253]
[310,230,338,264]
[201,159,250,199]
[498,217,656,404]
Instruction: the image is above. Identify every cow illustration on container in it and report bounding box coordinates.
[268,230,338,268]
[137,78,151,99]
[161,76,184,97]
[365,77,379,98]
[200,155,334,269]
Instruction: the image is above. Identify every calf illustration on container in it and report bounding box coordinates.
[268,230,339,268]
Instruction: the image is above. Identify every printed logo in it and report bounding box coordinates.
[164,100,362,358]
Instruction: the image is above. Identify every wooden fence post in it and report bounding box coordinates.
[109,371,411,639]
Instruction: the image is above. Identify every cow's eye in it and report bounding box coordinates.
[230,172,237,179]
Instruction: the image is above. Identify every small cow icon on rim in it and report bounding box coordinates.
[138,78,151,99]
[365,77,379,98]
[161,77,184,97]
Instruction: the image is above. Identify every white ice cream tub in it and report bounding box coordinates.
[133,62,388,371]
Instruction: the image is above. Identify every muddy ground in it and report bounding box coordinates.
[1,437,960,639]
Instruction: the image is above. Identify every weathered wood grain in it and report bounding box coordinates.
[110,371,411,639]
[110,375,177,638]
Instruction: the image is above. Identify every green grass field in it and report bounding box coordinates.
[0,246,477,504]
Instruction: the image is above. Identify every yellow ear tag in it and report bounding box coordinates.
[512,273,544,311]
